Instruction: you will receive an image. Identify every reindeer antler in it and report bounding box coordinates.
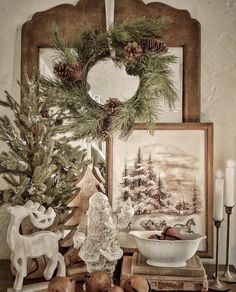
[25,201,56,229]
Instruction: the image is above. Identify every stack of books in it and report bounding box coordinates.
[121,253,208,291]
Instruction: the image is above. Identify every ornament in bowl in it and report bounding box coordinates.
[129,229,206,268]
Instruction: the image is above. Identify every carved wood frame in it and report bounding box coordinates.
[106,123,213,258]
[21,0,201,122]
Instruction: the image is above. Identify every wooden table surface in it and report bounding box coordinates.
[0,260,236,292]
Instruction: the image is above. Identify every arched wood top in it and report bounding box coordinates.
[21,0,201,122]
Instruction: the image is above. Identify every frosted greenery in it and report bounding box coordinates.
[0,75,89,209]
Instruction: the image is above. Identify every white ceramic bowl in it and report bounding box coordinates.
[129,230,206,268]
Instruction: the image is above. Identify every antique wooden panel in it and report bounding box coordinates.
[21,0,200,122]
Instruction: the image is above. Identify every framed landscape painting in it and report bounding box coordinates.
[107,123,213,258]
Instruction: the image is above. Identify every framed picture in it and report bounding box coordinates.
[107,123,213,258]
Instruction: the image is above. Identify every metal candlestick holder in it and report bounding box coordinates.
[208,220,229,291]
[218,205,236,283]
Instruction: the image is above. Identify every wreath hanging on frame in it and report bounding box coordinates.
[40,17,178,140]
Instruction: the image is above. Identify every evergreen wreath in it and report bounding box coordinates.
[41,17,178,140]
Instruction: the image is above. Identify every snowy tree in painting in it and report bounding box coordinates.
[155,174,171,209]
[140,219,167,231]
[175,199,190,212]
[146,153,158,200]
[191,183,201,214]
[130,147,149,204]
[120,148,172,215]
[120,147,202,217]
[121,164,131,201]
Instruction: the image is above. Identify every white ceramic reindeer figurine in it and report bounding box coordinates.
[7,201,65,291]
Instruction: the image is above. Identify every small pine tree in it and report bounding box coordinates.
[156,174,168,208]
[130,147,148,203]
[175,200,184,211]
[192,183,201,214]
[0,76,89,210]
[175,199,190,212]
[146,153,158,198]
[147,153,157,181]
[121,164,131,201]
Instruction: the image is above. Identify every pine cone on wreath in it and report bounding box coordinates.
[53,62,71,80]
[104,98,122,115]
[100,116,113,136]
[67,62,83,81]
[100,129,110,139]
[139,38,168,53]
[100,98,123,138]
[124,42,143,63]
[53,62,83,82]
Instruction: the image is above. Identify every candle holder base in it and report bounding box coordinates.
[218,270,236,283]
[208,279,230,291]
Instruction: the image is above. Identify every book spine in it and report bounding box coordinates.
[150,278,208,291]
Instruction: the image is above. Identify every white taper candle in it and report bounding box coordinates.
[214,170,224,221]
[225,160,235,207]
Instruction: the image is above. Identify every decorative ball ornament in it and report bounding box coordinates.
[85,271,111,292]
[123,276,150,292]
[48,276,75,292]
[43,17,178,140]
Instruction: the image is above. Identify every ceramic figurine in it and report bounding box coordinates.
[7,201,65,291]
[123,276,150,292]
[73,192,123,274]
[85,271,111,292]
[48,276,75,292]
